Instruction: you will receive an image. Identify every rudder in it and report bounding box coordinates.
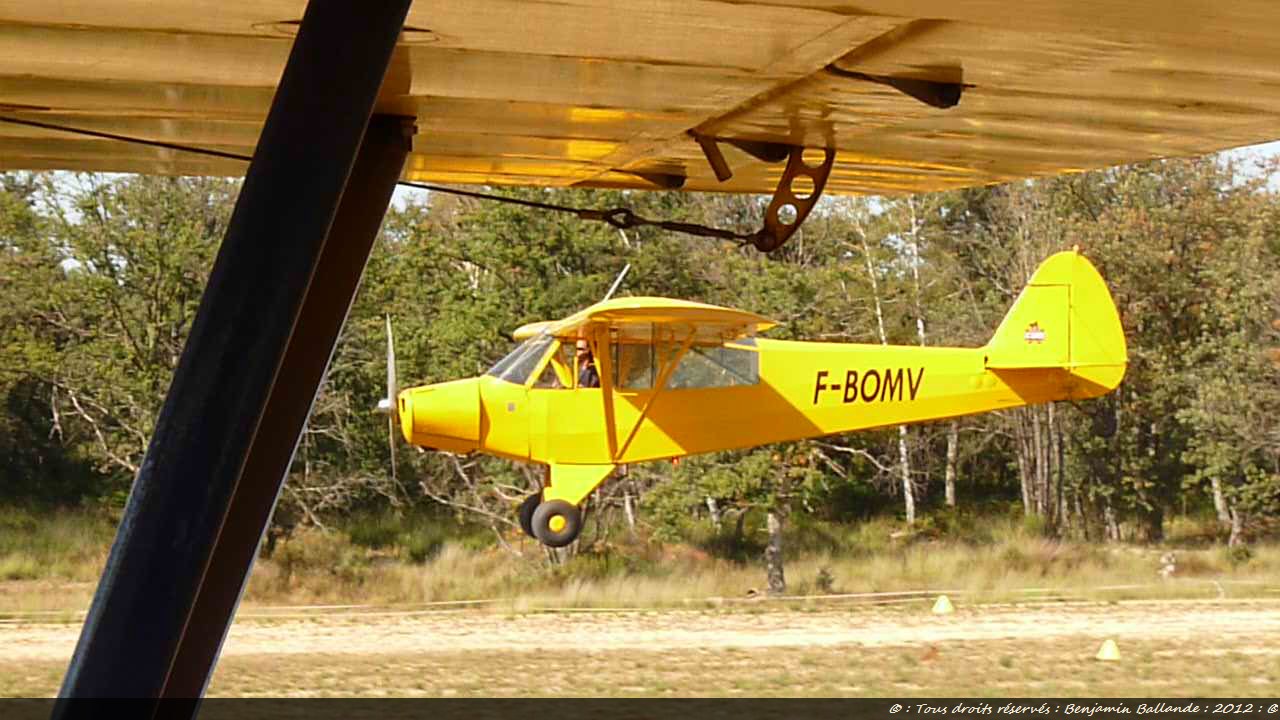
[984,248,1127,398]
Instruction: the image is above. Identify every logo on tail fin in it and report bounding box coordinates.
[1024,322,1046,344]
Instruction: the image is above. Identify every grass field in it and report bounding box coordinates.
[2,506,1277,617]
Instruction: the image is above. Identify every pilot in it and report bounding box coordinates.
[576,339,600,388]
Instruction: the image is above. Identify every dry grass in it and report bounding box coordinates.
[0,507,112,616]
[3,506,1278,616]
[234,522,1280,611]
[0,507,113,582]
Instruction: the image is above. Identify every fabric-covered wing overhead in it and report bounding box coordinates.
[2,1,1280,194]
[529,297,776,345]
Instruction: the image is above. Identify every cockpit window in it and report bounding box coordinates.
[533,342,574,388]
[486,334,554,385]
[665,339,759,389]
[613,342,655,390]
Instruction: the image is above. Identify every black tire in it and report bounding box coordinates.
[517,492,540,539]
[531,499,582,548]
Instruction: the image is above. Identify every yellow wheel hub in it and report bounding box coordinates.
[548,515,567,533]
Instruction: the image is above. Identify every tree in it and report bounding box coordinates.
[0,173,104,504]
[647,443,823,594]
[1178,161,1280,545]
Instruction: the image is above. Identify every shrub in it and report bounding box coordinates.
[815,566,835,593]
[1225,544,1254,568]
[346,514,400,549]
[404,532,444,564]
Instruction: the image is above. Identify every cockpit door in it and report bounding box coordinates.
[529,333,613,465]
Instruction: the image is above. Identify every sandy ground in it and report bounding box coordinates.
[4,599,1279,664]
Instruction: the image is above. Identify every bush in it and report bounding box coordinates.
[996,540,1110,576]
[688,519,764,563]
[559,546,665,581]
[404,532,444,564]
[786,517,847,555]
[1224,544,1254,568]
[999,545,1031,572]
[815,566,835,593]
[273,528,370,587]
[346,514,401,549]
[0,554,41,581]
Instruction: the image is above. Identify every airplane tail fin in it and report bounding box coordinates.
[984,248,1127,398]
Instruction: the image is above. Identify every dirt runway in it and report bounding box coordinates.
[5,599,1279,664]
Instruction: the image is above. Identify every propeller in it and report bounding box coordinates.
[386,314,398,416]
[377,313,399,482]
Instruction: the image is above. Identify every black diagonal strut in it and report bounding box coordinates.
[160,114,414,699]
[53,0,412,711]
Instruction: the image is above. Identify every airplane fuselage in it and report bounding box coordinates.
[473,338,1117,471]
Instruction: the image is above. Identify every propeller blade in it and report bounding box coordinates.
[385,314,399,483]
[386,313,398,411]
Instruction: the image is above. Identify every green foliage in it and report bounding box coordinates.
[273,528,372,588]
[815,566,835,593]
[404,532,444,564]
[1224,544,1254,568]
[346,514,401,550]
[1,174,236,503]
[0,506,115,581]
[2,156,1279,554]
[341,507,481,563]
[557,546,666,581]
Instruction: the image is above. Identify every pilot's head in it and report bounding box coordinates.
[575,339,591,358]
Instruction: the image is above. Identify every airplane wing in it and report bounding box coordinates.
[2,2,1280,195]
[538,297,776,345]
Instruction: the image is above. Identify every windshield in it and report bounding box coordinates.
[485,334,555,385]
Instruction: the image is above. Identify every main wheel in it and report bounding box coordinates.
[531,499,582,548]
[517,492,541,538]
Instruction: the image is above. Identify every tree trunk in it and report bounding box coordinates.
[765,508,786,596]
[1136,504,1164,543]
[1103,501,1121,542]
[734,508,748,546]
[1055,407,1066,530]
[623,489,637,535]
[1047,405,1055,517]
[1073,489,1088,541]
[1210,476,1231,528]
[706,496,722,530]
[1016,418,1033,515]
[1032,408,1046,516]
[897,426,915,525]
[859,229,916,527]
[906,204,928,516]
[944,422,958,507]
[1228,507,1246,547]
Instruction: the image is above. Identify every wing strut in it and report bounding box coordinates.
[53,0,412,710]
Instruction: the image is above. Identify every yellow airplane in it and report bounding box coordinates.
[15,0,1274,697]
[388,247,1126,547]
